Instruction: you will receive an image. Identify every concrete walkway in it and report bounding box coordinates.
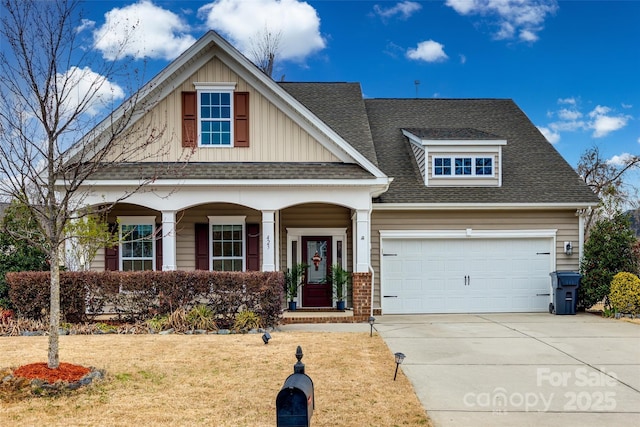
[374,313,640,427]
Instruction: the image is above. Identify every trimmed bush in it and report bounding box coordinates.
[609,272,640,315]
[6,270,284,328]
[580,214,637,308]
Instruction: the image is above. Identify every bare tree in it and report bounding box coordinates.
[0,0,169,368]
[577,146,640,235]
[248,26,282,78]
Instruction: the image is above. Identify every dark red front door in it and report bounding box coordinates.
[302,236,332,307]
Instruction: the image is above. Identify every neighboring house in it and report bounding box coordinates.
[72,31,598,318]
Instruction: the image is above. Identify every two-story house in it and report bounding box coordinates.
[74,31,598,318]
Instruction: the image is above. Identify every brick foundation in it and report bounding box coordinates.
[281,272,374,324]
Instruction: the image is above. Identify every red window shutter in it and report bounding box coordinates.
[182,91,197,148]
[234,92,249,147]
[105,223,119,271]
[246,223,260,271]
[195,223,209,270]
[156,224,163,271]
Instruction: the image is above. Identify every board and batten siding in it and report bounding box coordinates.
[370,209,581,310]
[101,51,340,164]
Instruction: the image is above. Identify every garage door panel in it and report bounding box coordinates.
[382,237,553,314]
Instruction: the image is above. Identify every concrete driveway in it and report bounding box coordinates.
[374,313,640,427]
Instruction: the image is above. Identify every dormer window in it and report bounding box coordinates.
[433,156,494,177]
[402,127,506,187]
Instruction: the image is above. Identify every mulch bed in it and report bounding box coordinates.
[14,362,91,383]
[1,362,104,400]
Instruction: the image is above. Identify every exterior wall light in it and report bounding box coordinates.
[564,241,573,256]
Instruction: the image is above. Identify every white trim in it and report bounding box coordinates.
[373,202,597,210]
[401,129,507,146]
[286,227,348,308]
[194,82,237,91]
[117,216,157,271]
[196,84,234,148]
[379,229,558,239]
[118,216,157,225]
[431,155,496,178]
[208,215,247,271]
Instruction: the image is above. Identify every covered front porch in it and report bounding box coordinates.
[83,181,382,316]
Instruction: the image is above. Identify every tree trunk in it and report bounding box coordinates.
[48,245,60,369]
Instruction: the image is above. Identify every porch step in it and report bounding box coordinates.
[282,308,358,324]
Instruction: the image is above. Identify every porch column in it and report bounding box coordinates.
[355,209,371,273]
[161,210,177,271]
[262,210,276,272]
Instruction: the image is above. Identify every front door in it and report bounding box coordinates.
[302,236,332,307]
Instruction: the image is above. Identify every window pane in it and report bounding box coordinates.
[221,107,230,118]
[232,259,243,271]
[233,241,241,256]
[212,93,220,105]
[213,260,223,271]
[220,92,230,105]
[223,242,233,257]
[213,242,223,257]
[201,93,210,105]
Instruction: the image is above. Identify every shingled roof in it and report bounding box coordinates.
[362,98,599,205]
[87,162,375,181]
[279,82,378,167]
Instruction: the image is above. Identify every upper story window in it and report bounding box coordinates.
[402,128,506,188]
[195,83,235,147]
[433,156,493,177]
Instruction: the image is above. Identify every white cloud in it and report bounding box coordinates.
[56,66,125,117]
[607,153,637,166]
[541,99,632,141]
[588,105,630,138]
[93,0,195,61]
[445,0,558,43]
[407,40,448,62]
[558,97,577,105]
[373,1,422,20]
[557,108,582,121]
[76,19,96,34]
[459,54,467,64]
[198,0,325,62]
[537,126,560,144]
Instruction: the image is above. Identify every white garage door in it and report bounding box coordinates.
[381,237,553,314]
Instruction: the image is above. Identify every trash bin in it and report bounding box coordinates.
[549,271,581,315]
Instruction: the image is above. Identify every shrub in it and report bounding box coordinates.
[6,270,284,328]
[609,272,640,315]
[580,214,637,308]
[186,304,217,331]
[233,310,263,332]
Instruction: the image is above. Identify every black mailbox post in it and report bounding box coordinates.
[276,346,314,427]
[549,271,581,315]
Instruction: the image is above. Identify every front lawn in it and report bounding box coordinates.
[1,332,431,426]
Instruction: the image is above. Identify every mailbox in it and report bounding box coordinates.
[276,346,314,427]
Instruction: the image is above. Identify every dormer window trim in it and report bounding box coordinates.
[402,129,506,188]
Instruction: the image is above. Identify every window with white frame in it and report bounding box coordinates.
[196,83,235,147]
[433,156,493,177]
[209,216,245,271]
[119,217,156,271]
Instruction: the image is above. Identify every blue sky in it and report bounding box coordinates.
[72,1,640,190]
